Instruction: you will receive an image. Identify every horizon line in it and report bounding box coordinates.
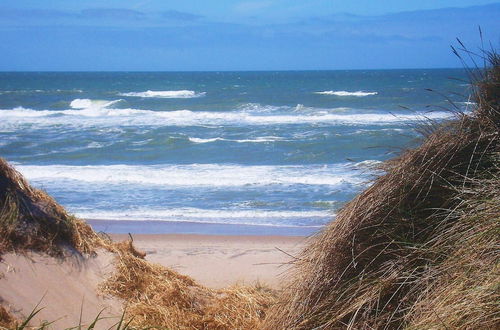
[0,66,467,73]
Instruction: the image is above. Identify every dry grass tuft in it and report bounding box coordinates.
[0,305,18,329]
[112,234,147,259]
[265,50,500,329]
[100,252,276,329]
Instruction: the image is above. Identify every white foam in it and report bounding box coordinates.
[352,128,408,135]
[234,136,286,143]
[352,160,383,170]
[188,136,286,144]
[15,163,366,187]
[119,90,206,98]
[76,207,330,225]
[316,90,378,97]
[0,89,82,95]
[238,103,284,113]
[0,105,452,128]
[188,137,226,143]
[70,98,123,109]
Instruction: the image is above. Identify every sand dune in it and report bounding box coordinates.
[0,251,122,329]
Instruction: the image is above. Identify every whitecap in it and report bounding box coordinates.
[188,137,226,143]
[234,136,286,143]
[0,89,83,95]
[0,104,452,128]
[352,160,384,170]
[188,136,286,144]
[315,90,378,97]
[70,98,123,109]
[119,90,206,98]
[76,207,330,225]
[237,103,284,113]
[15,163,367,188]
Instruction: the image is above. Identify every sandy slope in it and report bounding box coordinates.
[0,251,122,329]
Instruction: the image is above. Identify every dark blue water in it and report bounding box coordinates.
[0,70,470,234]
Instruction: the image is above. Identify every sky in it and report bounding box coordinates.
[0,0,499,71]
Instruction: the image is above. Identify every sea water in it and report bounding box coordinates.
[0,70,471,235]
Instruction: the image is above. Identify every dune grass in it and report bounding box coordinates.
[0,158,102,257]
[0,305,17,329]
[0,302,136,330]
[100,249,276,329]
[264,49,499,329]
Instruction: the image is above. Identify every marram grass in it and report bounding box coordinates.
[264,49,500,329]
[0,157,102,256]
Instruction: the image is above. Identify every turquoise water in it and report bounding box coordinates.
[0,70,470,235]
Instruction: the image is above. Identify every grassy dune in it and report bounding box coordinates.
[265,51,499,329]
[0,158,100,256]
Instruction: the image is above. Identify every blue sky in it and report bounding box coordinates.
[0,1,499,71]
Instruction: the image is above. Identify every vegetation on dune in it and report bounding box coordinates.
[265,49,500,329]
[0,305,17,329]
[0,158,101,256]
[101,251,275,329]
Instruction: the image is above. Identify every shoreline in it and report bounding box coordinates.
[110,233,307,289]
[88,219,320,236]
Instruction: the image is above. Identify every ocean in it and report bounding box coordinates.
[0,70,470,235]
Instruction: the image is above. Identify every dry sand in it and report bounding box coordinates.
[0,251,122,329]
[111,234,306,289]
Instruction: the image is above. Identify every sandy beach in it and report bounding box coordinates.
[111,233,306,289]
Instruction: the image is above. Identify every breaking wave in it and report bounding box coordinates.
[119,90,206,98]
[16,163,367,187]
[70,98,123,109]
[76,207,330,226]
[0,100,452,127]
[188,136,286,144]
[315,90,378,96]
